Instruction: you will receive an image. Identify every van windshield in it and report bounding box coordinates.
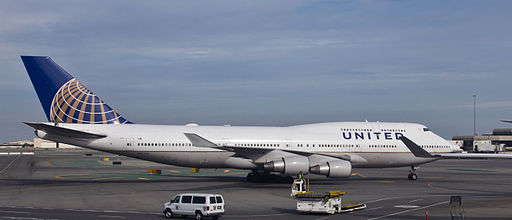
[172,196,180,203]
[192,196,206,204]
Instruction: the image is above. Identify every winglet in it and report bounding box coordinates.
[399,136,433,158]
[184,133,219,148]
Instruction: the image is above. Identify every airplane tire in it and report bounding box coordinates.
[408,173,417,181]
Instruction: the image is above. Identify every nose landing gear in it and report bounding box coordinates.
[408,165,418,180]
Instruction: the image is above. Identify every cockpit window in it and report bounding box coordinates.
[423,128,430,132]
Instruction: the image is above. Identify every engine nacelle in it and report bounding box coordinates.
[310,159,351,178]
[263,156,309,175]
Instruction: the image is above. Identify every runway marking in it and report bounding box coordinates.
[167,170,181,173]
[376,180,394,183]
[367,200,449,220]
[314,216,329,220]
[0,211,30,214]
[94,177,121,181]
[137,177,150,180]
[1,217,59,220]
[224,213,289,218]
[97,215,126,219]
[408,199,423,203]
[0,206,159,215]
[365,206,383,211]
[224,169,230,173]
[394,205,420,208]
[364,197,401,204]
[447,168,495,172]
[0,155,21,175]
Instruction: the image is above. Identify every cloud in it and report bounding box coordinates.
[1,1,512,141]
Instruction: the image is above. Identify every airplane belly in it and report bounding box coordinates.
[122,151,255,169]
[353,153,438,168]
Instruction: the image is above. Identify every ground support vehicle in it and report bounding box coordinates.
[163,193,224,219]
[292,179,365,214]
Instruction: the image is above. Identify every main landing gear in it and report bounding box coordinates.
[247,170,294,183]
[408,165,418,181]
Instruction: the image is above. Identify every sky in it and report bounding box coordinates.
[1,0,512,142]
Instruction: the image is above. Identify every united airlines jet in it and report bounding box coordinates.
[21,56,512,182]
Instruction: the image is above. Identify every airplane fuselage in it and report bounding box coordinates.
[37,121,459,170]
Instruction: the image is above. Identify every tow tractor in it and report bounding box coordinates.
[291,178,366,214]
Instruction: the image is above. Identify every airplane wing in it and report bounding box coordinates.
[400,136,512,159]
[184,133,351,161]
[500,120,512,123]
[24,122,107,139]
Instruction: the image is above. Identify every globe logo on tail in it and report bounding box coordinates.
[49,79,129,124]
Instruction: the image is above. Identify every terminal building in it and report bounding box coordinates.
[0,139,80,149]
[33,138,80,149]
[453,128,512,153]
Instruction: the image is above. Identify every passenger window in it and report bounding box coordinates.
[172,196,180,203]
[216,196,223,203]
[209,197,216,204]
[192,196,206,204]
[181,196,192,203]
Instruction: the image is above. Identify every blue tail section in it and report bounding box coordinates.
[21,56,131,124]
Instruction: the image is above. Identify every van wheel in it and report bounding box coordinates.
[195,211,203,220]
[164,209,173,218]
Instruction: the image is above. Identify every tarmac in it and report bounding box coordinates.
[1,148,512,220]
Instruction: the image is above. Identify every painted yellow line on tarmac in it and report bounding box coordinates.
[168,170,181,173]
[376,180,394,183]
[138,177,150,180]
[224,170,230,173]
[55,176,62,179]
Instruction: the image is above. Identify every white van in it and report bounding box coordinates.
[163,193,224,219]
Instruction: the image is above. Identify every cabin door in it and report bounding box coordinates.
[124,137,135,151]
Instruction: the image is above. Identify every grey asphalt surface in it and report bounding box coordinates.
[1,148,512,220]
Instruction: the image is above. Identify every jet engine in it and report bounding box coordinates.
[263,156,309,175]
[309,159,352,178]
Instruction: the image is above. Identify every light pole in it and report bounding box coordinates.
[473,94,477,136]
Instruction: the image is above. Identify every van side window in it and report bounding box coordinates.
[209,197,216,204]
[216,196,223,203]
[172,196,180,203]
[192,196,206,204]
[181,196,192,203]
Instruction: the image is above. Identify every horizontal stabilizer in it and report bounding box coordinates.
[400,136,433,158]
[24,122,107,139]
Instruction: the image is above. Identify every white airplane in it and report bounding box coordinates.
[21,56,512,182]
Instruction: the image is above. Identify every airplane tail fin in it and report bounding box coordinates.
[21,56,131,124]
